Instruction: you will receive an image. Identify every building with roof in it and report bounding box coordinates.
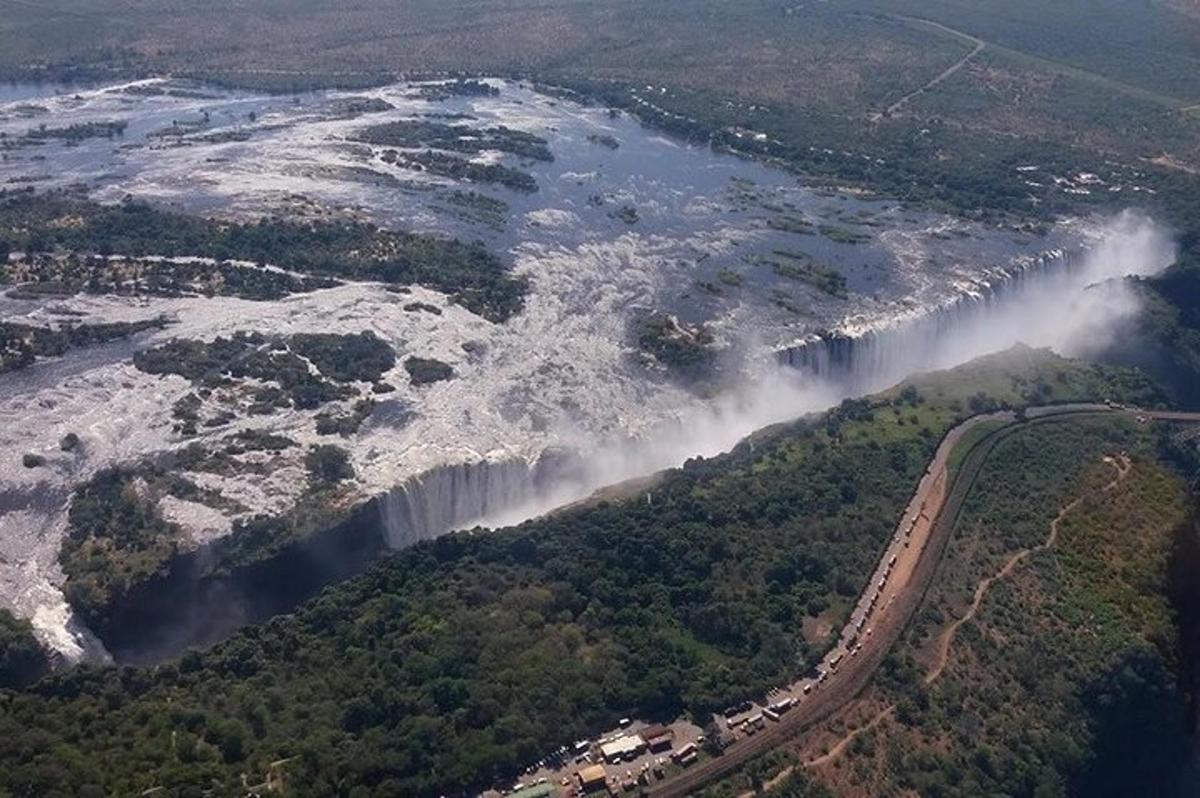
[599,734,645,763]
[576,763,608,792]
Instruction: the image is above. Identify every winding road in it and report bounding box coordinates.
[645,405,1200,798]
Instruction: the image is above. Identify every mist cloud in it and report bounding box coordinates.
[472,210,1175,529]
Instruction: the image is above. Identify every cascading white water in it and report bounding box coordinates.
[777,248,1082,392]
[376,456,567,547]
[777,211,1176,395]
[374,211,1176,552]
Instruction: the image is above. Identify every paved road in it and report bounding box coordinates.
[645,404,1198,797]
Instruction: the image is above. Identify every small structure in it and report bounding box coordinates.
[674,743,698,766]
[576,764,607,793]
[508,784,556,798]
[599,734,646,764]
[639,724,674,753]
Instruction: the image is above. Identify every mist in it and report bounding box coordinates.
[468,210,1175,530]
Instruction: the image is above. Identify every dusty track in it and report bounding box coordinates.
[646,406,1200,797]
[800,451,1132,778]
[923,453,1130,684]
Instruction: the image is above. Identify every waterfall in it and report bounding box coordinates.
[777,212,1175,394]
[777,247,1093,393]
[375,453,579,548]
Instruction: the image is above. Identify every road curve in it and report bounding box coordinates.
[643,404,1196,797]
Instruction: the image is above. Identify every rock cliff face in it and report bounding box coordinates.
[778,249,1078,387]
[96,499,388,665]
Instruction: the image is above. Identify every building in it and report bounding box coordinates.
[638,724,674,752]
[599,734,646,763]
[508,784,557,798]
[673,743,698,766]
[576,764,607,793]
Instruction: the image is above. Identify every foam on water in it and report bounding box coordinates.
[0,78,1173,658]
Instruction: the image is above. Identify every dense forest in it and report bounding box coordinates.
[0,610,50,690]
[0,250,340,302]
[0,191,527,321]
[61,330,400,628]
[1107,253,1200,407]
[0,351,1160,797]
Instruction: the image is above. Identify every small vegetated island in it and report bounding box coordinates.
[1,316,170,374]
[0,191,528,321]
[356,118,549,193]
[0,347,1179,797]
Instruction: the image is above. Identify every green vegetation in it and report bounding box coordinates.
[767,251,847,298]
[830,416,1195,796]
[817,224,871,245]
[134,331,394,431]
[381,149,539,193]
[1,317,170,374]
[1105,254,1200,406]
[587,132,620,150]
[415,79,499,100]
[403,355,455,385]
[404,300,442,315]
[289,332,395,384]
[0,610,50,689]
[356,119,552,161]
[59,439,359,634]
[0,192,526,321]
[612,204,639,224]
[60,467,190,630]
[0,350,1158,797]
[305,444,355,486]
[766,216,815,235]
[1,251,340,301]
[435,189,509,229]
[636,313,715,378]
[1,120,126,149]
[716,268,743,287]
[135,332,355,415]
[316,399,376,437]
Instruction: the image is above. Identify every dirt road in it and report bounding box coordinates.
[924,452,1130,685]
[871,17,985,121]
[644,404,1173,798]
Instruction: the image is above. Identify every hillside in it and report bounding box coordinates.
[707,414,1199,798]
[0,349,1162,797]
